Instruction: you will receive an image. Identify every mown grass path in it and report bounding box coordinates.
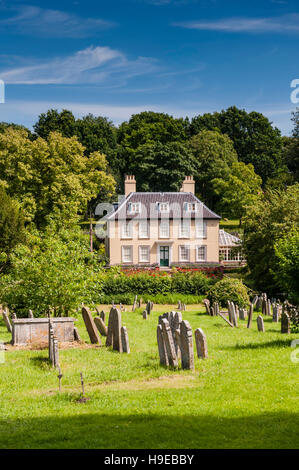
[0,304,298,449]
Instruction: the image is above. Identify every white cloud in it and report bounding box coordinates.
[0,46,158,85]
[0,5,114,37]
[174,14,299,34]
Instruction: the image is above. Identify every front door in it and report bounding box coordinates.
[160,246,169,267]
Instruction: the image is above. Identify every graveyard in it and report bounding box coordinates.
[0,300,298,449]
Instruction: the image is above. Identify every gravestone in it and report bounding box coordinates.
[267,299,272,316]
[219,312,234,328]
[178,300,182,310]
[247,303,253,329]
[252,295,258,306]
[28,310,34,318]
[235,304,239,319]
[2,310,12,333]
[11,312,17,320]
[96,306,105,323]
[256,296,262,311]
[106,307,122,352]
[82,305,101,344]
[48,320,54,363]
[182,304,186,311]
[180,320,194,370]
[74,327,81,342]
[12,317,76,346]
[94,316,108,336]
[239,308,247,321]
[262,294,267,315]
[228,301,238,327]
[142,310,147,320]
[257,315,264,332]
[132,295,138,312]
[281,312,290,334]
[194,328,208,359]
[161,319,178,368]
[203,299,210,315]
[157,324,169,366]
[121,326,130,353]
[272,304,279,323]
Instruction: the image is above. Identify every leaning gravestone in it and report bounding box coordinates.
[2,310,12,333]
[257,315,264,332]
[157,324,169,366]
[94,316,108,337]
[121,326,130,353]
[194,328,208,359]
[74,327,81,342]
[281,312,290,334]
[203,299,210,315]
[106,307,122,352]
[247,303,253,329]
[96,306,105,323]
[180,320,194,370]
[161,319,178,368]
[82,305,101,344]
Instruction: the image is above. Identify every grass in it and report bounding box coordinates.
[0,303,298,449]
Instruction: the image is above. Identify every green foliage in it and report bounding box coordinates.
[273,227,299,304]
[0,128,115,226]
[190,106,283,183]
[212,161,262,220]
[0,226,104,317]
[207,277,249,307]
[189,130,238,207]
[0,188,26,271]
[243,184,299,292]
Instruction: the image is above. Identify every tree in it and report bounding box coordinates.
[189,130,238,208]
[242,184,299,292]
[129,141,197,192]
[0,188,26,271]
[190,106,283,183]
[283,110,299,183]
[33,109,76,139]
[273,227,299,304]
[212,161,262,222]
[0,128,116,226]
[0,225,104,316]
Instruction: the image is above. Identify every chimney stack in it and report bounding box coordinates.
[124,175,136,196]
[180,176,195,194]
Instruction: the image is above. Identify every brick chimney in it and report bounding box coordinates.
[124,175,136,196]
[180,176,195,194]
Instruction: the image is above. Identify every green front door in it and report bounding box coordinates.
[160,246,169,267]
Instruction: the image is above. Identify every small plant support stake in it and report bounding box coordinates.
[80,372,85,398]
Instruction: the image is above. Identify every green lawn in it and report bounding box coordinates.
[0,304,298,449]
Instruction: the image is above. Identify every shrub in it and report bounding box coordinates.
[207,277,249,308]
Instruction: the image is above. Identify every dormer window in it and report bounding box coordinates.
[128,202,141,214]
[184,202,198,212]
[157,202,169,213]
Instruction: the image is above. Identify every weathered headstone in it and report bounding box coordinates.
[95,306,105,323]
[203,299,210,315]
[272,304,279,323]
[257,315,264,332]
[142,310,147,320]
[180,320,194,370]
[194,328,208,359]
[81,305,101,344]
[106,307,122,352]
[247,303,253,329]
[132,295,138,312]
[121,326,130,353]
[157,324,169,366]
[219,312,234,328]
[94,316,108,336]
[262,294,267,315]
[281,312,290,334]
[74,327,81,342]
[178,300,182,310]
[267,299,272,316]
[2,310,12,333]
[239,308,246,321]
[161,319,178,368]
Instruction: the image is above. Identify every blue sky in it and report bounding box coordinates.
[0,0,298,134]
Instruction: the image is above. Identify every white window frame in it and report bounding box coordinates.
[184,202,198,212]
[122,245,133,263]
[159,219,170,238]
[196,245,207,262]
[196,220,207,239]
[121,221,133,239]
[157,202,169,213]
[179,245,190,262]
[128,202,141,214]
[179,219,190,238]
[139,245,150,263]
[138,220,149,239]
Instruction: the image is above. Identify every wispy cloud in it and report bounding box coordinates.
[0,46,158,85]
[0,5,114,38]
[174,14,299,34]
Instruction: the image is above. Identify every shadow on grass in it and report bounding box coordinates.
[30,356,52,369]
[226,339,293,350]
[0,411,297,449]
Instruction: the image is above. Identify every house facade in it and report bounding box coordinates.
[105,175,222,268]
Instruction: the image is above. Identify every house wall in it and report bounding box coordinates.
[107,219,219,265]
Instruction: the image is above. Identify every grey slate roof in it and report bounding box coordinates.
[219,229,241,246]
[106,192,221,220]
